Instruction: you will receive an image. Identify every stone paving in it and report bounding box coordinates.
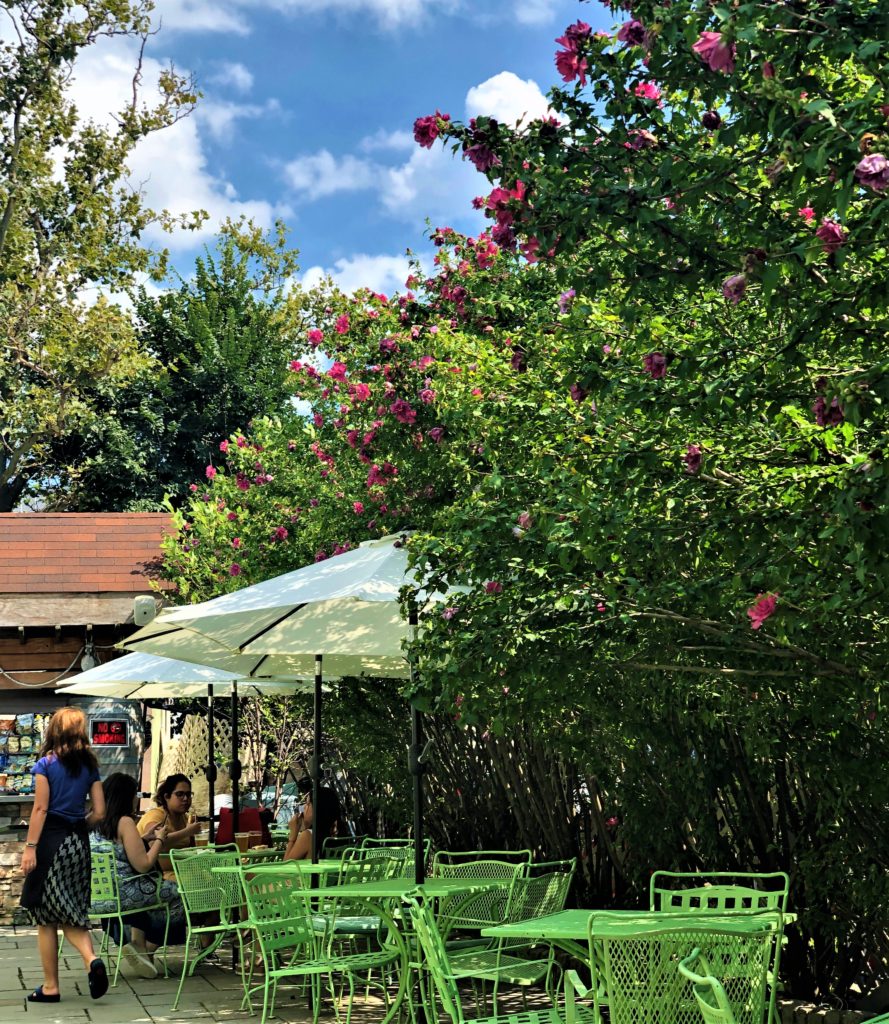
[0,926,322,1023]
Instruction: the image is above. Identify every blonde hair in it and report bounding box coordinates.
[39,706,98,776]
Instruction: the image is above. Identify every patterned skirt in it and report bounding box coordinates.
[22,818,91,928]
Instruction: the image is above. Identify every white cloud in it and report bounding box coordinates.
[207,61,255,94]
[149,0,252,35]
[268,0,454,30]
[298,252,435,297]
[465,71,555,127]
[513,0,559,25]
[196,98,280,142]
[359,128,415,153]
[68,37,283,250]
[282,150,382,200]
[380,145,480,225]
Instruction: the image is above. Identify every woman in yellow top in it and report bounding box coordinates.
[137,774,202,881]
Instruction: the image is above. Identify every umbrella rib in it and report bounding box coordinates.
[238,604,306,651]
[123,624,183,646]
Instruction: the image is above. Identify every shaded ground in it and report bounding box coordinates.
[0,926,552,1023]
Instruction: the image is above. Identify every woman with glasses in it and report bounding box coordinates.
[137,774,202,881]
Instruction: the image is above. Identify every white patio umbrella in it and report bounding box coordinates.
[57,652,317,840]
[120,534,436,879]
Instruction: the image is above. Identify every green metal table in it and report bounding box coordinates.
[483,908,794,1024]
[212,857,343,879]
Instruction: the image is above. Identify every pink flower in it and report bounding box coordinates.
[205,465,217,480]
[390,399,417,424]
[722,274,747,304]
[418,387,436,404]
[558,289,575,313]
[642,352,667,379]
[307,328,324,347]
[349,382,371,402]
[379,337,399,354]
[684,444,703,475]
[761,61,775,79]
[441,606,458,621]
[815,218,846,254]
[813,395,844,427]
[335,314,350,334]
[413,110,449,148]
[231,537,241,549]
[465,143,499,172]
[313,412,324,428]
[555,48,588,86]
[229,563,242,577]
[353,501,364,515]
[556,20,591,48]
[236,436,247,448]
[634,81,661,101]
[219,440,229,453]
[855,153,889,192]
[328,362,348,382]
[517,512,533,530]
[569,383,589,403]
[484,581,503,594]
[702,110,721,130]
[692,31,735,74]
[798,206,816,223]
[272,526,288,542]
[428,427,445,443]
[747,593,778,630]
[617,19,646,46]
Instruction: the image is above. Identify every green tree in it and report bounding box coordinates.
[50,222,314,510]
[0,0,198,511]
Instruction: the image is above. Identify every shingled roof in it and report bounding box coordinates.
[0,513,174,595]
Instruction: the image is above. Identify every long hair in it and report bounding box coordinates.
[96,772,137,842]
[39,706,99,777]
[154,773,190,808]
[311,786,341,842]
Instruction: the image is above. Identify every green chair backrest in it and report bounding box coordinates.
[434,860,522,931]
[507,859,576,922]
[404,892,467,1024]
[591,914,776,1024]
[337,850,391,885]
[243,870,315,960]
[432,849,531,872]
[170,846,243,919]
[679,950,739,1024]
[650,872,790,914]
[322,834,369,857]
[362,837,413,848]
[90,848,120,908]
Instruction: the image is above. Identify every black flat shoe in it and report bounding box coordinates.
[87,959,108,1000]
[28,986,60,1002]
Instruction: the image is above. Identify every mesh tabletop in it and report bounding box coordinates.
[482,908,793,941]
[295,877,512,900]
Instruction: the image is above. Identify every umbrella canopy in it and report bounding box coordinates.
[58,652,318,843]
[120,534,435,881]
[120,535,420,677]
[56,651,317,699]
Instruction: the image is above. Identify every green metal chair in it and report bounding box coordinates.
[650,871,790,914]
[448,859,577,1000]
[651,871,790,1024]
[589,914,778,1024]
[403,889,594,1024]
[680,949,743,1024]
[243,868,406,1024]
[432,849,532,872]
[87,846,171,986]
[170,845,252,1009]
[323,834,370,858]
[432,859,523,947]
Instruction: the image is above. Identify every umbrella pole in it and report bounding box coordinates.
[407,608,426,885]
[231,681,240,837]
[207,685,216,843]
[311,655,322,865]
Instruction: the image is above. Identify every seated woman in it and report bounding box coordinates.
[91,772,186,978]
[284,786,340,861]
[136,773,202,882]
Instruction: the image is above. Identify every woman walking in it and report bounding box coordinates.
[20,707,108,1002]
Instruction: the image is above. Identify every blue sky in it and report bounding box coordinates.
[73,0,614,295]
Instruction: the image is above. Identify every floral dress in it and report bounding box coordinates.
[90,835,185,933]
